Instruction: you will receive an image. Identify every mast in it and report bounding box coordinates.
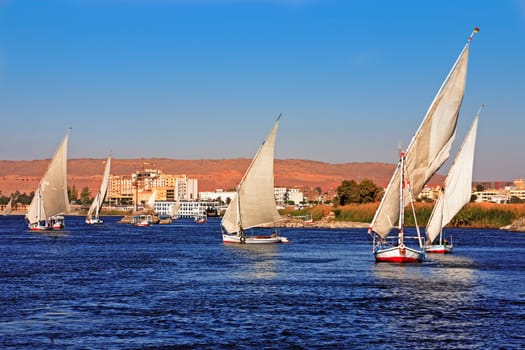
[398,152,405,246]
[236,186,242,233]
[369,28,478,239]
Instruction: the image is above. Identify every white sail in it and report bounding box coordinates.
[370,36,472,239]
[2,198,12,215]
[170,200,180,217]
[146,190,157,209]
[25,130,70,226]
[426,115,479,243]
[221,118,281,234]
[87,155,112,219]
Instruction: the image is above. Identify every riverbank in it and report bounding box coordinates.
[6,202,525,232]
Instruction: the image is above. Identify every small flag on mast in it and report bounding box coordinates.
[468,27,480,43]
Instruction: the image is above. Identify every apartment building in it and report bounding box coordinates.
[107,168,198,206]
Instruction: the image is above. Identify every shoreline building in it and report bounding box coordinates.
[199,187,305,208]
[107,167,199,209]
[154,200,219,218]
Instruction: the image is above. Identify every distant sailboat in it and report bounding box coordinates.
[2,198,13,216]
[368,28,479,262]
[25,130,71,231]
[195,213,207,224]
[221,115,288,244]
[425,109,480,253]
[146,190,157,210]
[86,155,112,225]
[133,214,152,227]
[170,200,181,219]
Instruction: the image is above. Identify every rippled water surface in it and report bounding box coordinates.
[1,215,524,349]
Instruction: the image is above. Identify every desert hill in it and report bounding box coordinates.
[0,158,445,196]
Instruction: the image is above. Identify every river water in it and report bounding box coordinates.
[0,215,523,349]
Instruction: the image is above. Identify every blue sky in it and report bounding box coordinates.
[0,0,524,181]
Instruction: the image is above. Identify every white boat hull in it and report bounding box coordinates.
[425,244,453,254]
[222,233,289,244]
[28,223,51,231]
[134,221,150,227]
[374,245,424,263]
[85,217,104,225]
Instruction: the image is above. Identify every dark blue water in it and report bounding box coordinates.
[1,215,524,349]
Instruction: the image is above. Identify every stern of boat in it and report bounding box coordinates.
[374,244,424,263]
[425,244,453,254]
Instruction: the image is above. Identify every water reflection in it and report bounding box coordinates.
[223,244,280,280]
[371,254,480,343]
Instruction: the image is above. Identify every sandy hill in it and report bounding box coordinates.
[0,158,445,196]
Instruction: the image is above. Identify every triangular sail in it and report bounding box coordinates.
[26,130,70,225]
[2,198,12,215]
[170,200,180,217]
[87,155,112,218]
[221,117,281,234]
[370,34,473,239]
[426,114,479,243]
[146,190,157,209]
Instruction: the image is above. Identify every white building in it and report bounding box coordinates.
[472,191,509,204]
[508,189,525,201]
[199,187,305,207]
[154,200,219,218]
[199,189,237,203]
[274,187,304,205]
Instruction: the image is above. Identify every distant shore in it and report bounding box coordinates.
[6,207,525,232]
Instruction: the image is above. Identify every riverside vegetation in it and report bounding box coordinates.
[284,202,525,229]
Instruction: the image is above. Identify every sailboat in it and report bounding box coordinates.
[368,28,479,263]
[146,189,157,210]
[221,115,288,244]
[85,155,112,225]
[170,200,181,220]
[195,212,207,224]
[2,198,13,215]
[25,130,71,231]
[425,109,480,253]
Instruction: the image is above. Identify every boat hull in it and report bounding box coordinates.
[29,224,51,231]
[134,222,150,227]
[374,245,424,263]
[425,244,453,254]
[85,217,104,225]
[222,233,289,244]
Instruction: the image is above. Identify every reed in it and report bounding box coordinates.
[283,202,525,228]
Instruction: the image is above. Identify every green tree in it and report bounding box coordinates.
[476,183,485,192]
[80,187,91,205]
[358,179,383,203]
[0,194,8,205]
[17,192,33,205]
[337,179,383,205]
[337,180,360,205]
[68,185,79,203]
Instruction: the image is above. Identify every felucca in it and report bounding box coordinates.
[2,198,13,216]
[221,115,288,244]
[86,154,112,225]
[425,108,481,253]
[25,129,71,231]
[368,28,479,262]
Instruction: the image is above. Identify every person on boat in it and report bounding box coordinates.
[443,239,448,247]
